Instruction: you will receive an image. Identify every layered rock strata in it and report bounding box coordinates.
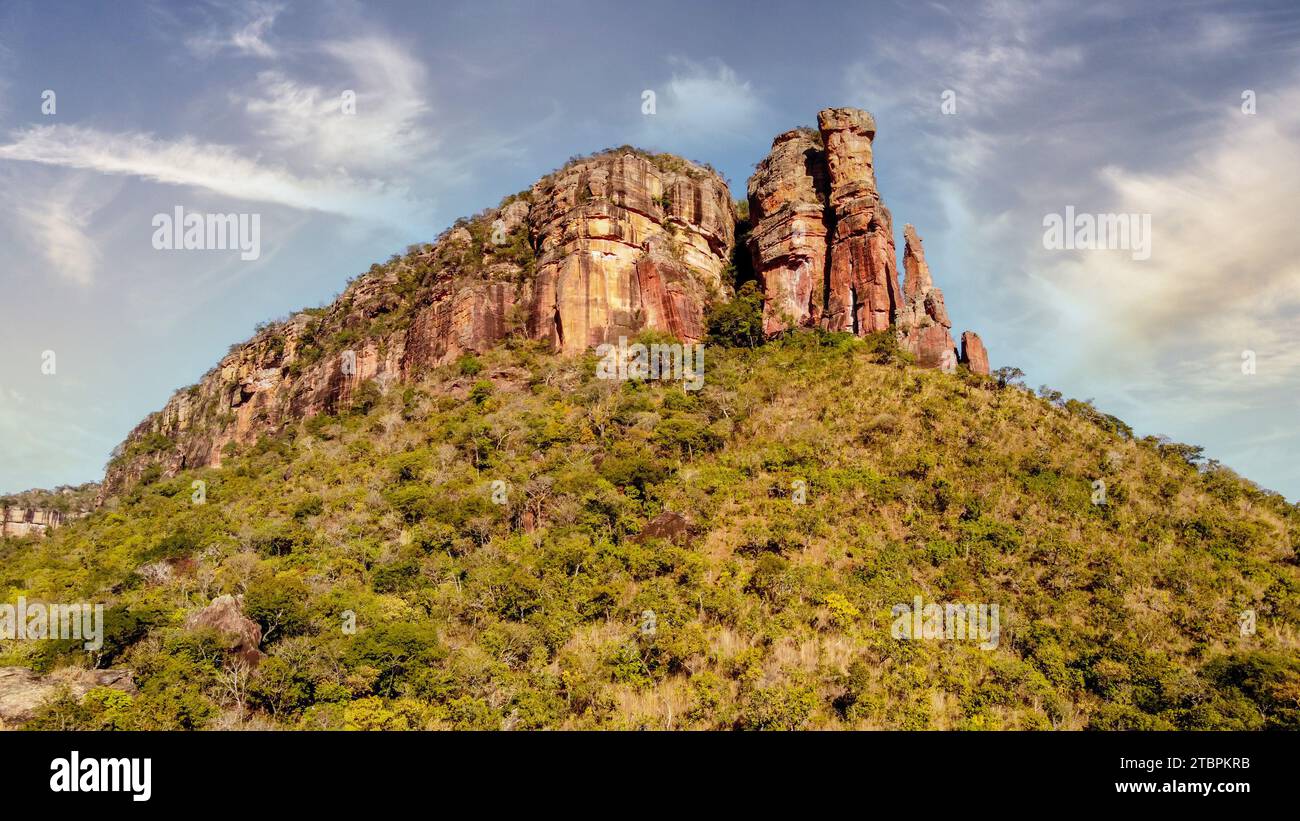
[748,108,988,373]
[896,224,958,369]
[101,151,734,498]
[101,112,991,501]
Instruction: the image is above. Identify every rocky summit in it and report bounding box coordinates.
[100,108,987,501]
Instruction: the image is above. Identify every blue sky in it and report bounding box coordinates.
[2,0,1299,499]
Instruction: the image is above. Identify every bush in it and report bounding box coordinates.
[706,281,766,348]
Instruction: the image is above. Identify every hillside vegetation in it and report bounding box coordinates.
[3,327,1298,730]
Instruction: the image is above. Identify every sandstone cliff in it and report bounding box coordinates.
[896,224,957,369]
[101,149,735,499]
[100,111,991,501]
[747,109,989,374]
[0,483,96,538]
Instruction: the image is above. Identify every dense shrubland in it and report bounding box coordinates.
[4,322,1298,730]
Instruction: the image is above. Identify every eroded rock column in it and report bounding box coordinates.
[817,107,901,335]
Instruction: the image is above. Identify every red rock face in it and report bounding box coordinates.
[746,109,910,338]
[744,109,990,374]
[818,108,901,335]
[528,152,734,352]
[896,224,958,368]
[100,113,991,502]
[960,331,991,375]
[100,150,735,499]
[747,129,829,334]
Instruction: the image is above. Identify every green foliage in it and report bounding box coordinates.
[8,330,1297,731]
[705,281,766,348]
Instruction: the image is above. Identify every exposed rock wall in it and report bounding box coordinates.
[746,129,829,334]
[896,224,958,368]
[1,485,96,538]
[748,107,989,373]
[960,331,991,375]
[747,111,902,337]
[1,506,66,538]
[527,152,734,352]
[818,108,902,335]
[101,151,735,499]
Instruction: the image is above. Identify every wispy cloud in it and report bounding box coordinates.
[642,57,763,143]
[239,36,436,171]
[185,0,283,59]
[10,178,103,287]
[0,124,430,228]
[1032,83,1300,392]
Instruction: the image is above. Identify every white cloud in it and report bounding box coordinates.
[239,36,435,171]
[844,1,1082,123]
[185,1,282,59]
[0,124,430,229]
[13,182,102,287]
[1031,87,1300,392]
[645,57,762,141]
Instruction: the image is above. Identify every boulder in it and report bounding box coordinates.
[960,330,991,375]
[636,511,691,545]
[185,594,264,667]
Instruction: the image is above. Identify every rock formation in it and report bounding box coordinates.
[746,110,902,336]
[1,506,66,538]
[527,151,734,352]
[746,128,828,334]
[185,594,265,667]
[100,150,734,499]
[896,224,957,369]
[960,331,990,375]
[0,484,96,538]
[748,108,989,372]
[0,666,135,728]
[818,108,902,335]
[99,112,990,501]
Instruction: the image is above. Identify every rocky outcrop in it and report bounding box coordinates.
[635,510,691,545]
[1,506,66,538]
[747,129,829,334]
[960,331,990,375]
[896,225,957,369]
[746,111,901,336]
[818,108,902,335]
[99,114,990,502]
[0,666,135,728]
[0,484,96,538]
[185,594,264,667]
[100,150,734,499]
[747,108,989,374]
[527,152,734,352]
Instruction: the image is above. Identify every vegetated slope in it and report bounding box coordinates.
[3,329,1297,730]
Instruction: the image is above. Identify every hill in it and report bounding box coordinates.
[2,331,1297,729]
[2,107,1297,731]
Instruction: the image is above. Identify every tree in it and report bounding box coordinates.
[993,366,1025,389]
[705,281,765,348]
